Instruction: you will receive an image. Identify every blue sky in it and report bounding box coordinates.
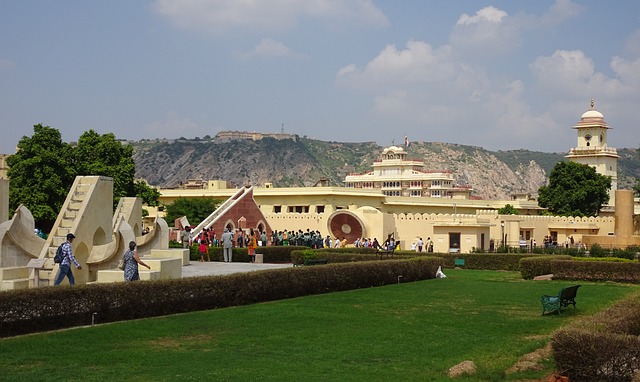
[1,0,639,154]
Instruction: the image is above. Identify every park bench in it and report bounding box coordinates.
[294,258,328,267]
[541,284,581,315]
[454,258,465,267]
[375,244,396,259]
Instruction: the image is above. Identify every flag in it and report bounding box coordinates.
[404,134,409,147]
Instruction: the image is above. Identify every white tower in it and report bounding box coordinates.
[566,100,618,207]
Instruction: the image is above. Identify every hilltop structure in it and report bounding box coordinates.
[344,146,472,199]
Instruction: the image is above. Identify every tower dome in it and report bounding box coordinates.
[574,99,608,129]
[567,98,618,207]
[581,109,604,119]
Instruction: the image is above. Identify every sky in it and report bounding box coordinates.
[1,1,639,154]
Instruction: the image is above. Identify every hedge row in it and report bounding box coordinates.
[289,249,421,265]
[185,245,308,262]
[552,293,640,381]
[429,253,551,271]
[520,257,640,283]
[0,257,442,338]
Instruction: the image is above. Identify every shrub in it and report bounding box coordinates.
[552,294,640,381]
[589,243,609,257]
[519,256,573,279]
[520,256,640,282]
[0,258,443,338]
[612,246,640,261]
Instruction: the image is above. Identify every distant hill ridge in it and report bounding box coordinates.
[130,137,640,200]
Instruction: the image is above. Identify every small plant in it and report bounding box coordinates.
[612,246,640,260]
[589,243,609,257]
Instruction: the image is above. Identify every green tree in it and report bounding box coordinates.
[7,125,160,231]
[134,180,160,207]
[498,204,519,215]
[538,161,611,217]
[74,130,136,209]
[7,124,76,232]
[73,130,160,209]
[164,198,222,225]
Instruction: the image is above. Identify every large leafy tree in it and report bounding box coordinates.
[134,179,160,207]
[74,130,136,208]
[538,161,611,217]
[7,125,160,231]
[164,198,222,226]
[7,124,76,232]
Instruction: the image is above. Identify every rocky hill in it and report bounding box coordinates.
[131,137,639,200]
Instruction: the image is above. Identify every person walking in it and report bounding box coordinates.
[198,233,210,262]
[54,233,82,286]
[247,229,257,263]
[181,226,191,249]
[221,228,234,262]
[123,241,150,282]
[426,237,434,253]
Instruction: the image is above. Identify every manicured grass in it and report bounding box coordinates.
[0,270,636,381]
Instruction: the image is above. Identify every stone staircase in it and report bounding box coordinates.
[31,180,93,287]
[191,186,252,239]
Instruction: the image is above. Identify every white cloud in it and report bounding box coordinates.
[530,50,628,97]
[611,56,640,86]
[334,1,636,151]
[336,64,357,77]
[539,0,583,26]
[236,38,306,60]
[337,41,455,86]
[450,1,582,59]
[456,6,507,26]
[153,0,388,34]
[530,50,594,85]
[450,6,519,58]
[486,80,560,140]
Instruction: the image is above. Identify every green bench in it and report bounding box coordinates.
[454,258,465,267]
[541,284,581,315]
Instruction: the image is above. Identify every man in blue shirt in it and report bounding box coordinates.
[54,233,82,286]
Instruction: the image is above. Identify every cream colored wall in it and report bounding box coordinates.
[0,179,8,224]
[155,184,626,253]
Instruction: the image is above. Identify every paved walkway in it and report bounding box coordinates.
[181,261,293,278]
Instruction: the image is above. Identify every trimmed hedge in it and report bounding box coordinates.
[520,257,640,283]
[290,249,421,265]
[0,257,442,338]
[429,253,550,271]
[520,256,573,279]
[190,245,307,262]
[552,293,640,381]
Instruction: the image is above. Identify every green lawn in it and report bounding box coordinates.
[0,270,636,381]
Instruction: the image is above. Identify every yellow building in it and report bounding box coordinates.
[344,146,472,198]
[151,102,638,253]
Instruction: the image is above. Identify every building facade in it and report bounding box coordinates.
[344,146,472,199]
[148,102,637,253]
